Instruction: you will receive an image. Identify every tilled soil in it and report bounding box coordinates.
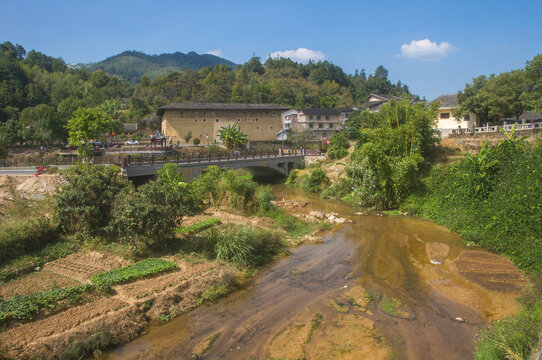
[44,251,130,283]
[0,254,236,360]
[0,271,79,298]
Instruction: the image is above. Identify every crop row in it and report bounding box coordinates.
[176,218,221,235]
[0,284,94,323]
[90,258,177,289]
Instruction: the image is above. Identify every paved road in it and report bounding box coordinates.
[0,165,73,175]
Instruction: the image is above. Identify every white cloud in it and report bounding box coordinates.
[205,49,222,57]
[269,48,325,63]
[399,39,454,61]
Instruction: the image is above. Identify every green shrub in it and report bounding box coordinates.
[0,284,95,323]
[55,164,128,235]
[176,218,221,235]
[285,169,301,186]
[220,170,259,214]
[304,168,330,193]
[197,282,231,305]
[321,178,352,200]
[90,258,177,290]
[110,180,191,243]
[205,225,285,267]
[0,218,58,265]
[257,185,274,212]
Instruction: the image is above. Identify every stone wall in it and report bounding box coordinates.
[162,108,283,144]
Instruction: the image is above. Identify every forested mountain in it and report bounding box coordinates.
[89,50,237,82]
[0,41,415,152]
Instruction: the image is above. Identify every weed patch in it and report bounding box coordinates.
[197,283,231,305]
[380,298,400,316]
[176,218,221,235]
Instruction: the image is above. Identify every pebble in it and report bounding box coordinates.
[34,266,41,271]
[430,260,442,265]
[454,317,465,322]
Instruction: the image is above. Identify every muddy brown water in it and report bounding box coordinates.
[103,185,512,360]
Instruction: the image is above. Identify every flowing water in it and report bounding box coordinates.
[104,185,520,359]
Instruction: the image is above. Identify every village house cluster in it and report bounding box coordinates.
[160,93,537,146]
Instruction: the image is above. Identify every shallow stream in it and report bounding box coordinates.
[104,185,520,359]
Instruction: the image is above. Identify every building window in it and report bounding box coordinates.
[195,119,197,122]
[319,123,323,128]
[237,118,240,121]
[270,126,273,129]
[325,115,330,120]
[309,123,313,128]
[328,123,333,129]
[216,119,219,122]
[309,115,313,120]
[316,116,321,120]
[203,119,206,122]
[440,113,450,119]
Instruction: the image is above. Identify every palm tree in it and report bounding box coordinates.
[218,124,248,150]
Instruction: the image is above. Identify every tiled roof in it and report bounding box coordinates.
[159,103,289,112]
[299,108,340,115]
[431,94,458,108]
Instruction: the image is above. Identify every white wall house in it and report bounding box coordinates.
[430,94,472,137]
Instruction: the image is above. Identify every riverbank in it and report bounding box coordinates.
[103,185,525,360]
[287,131,542,359]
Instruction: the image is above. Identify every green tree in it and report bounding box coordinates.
[522,54,542,112]
[18,104,65,145]
[327,133,350,159]
[244,56,265,75]
[111,165,191,242]
[345,110,378,139]
[55,164,128,235]
[0,125,13,159]
[480,70,527,121]
[65,107,112,157]
[456,75,492,124]
[288,129,313,148]
[218,124,248,150]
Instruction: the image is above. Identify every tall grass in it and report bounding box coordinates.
[204,225,285,267]
[0,218,58,265]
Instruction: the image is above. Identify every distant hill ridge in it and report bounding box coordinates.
[89,50,237,82]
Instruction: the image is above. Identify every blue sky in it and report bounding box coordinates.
[2,0,541,99]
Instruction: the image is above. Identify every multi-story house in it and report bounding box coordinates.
[280,107,358,140]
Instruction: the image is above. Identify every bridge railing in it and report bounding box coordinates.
[0,149,305,169]
[123,149,304,167]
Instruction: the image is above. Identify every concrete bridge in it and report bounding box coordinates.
[121,151,305,180]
